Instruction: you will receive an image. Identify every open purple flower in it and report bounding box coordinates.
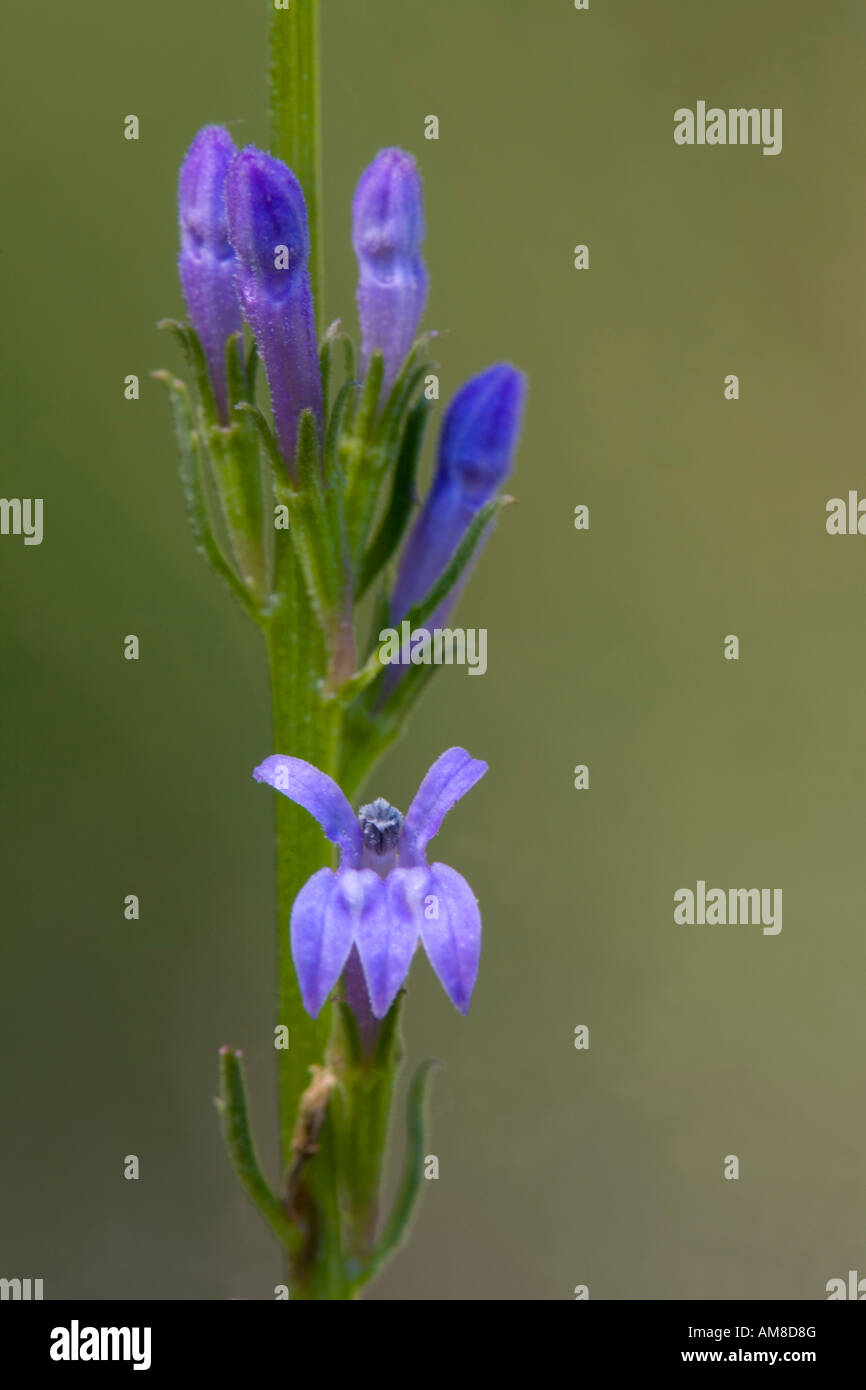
[253,747,486,1019]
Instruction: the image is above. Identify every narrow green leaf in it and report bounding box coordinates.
[207,421,268,604]
[152,372,259,620]
[378,357,433,448]
[335,643,387,707]
[406,493,513,631]
[319,333,333,417]
[356,1060,441,1290]
[246,338,259,398]
[344,494,510,743]
[325,381,357,481]
[340,333,356,392]
[358,400,429,598]
[293,410,339,613]
[365,501,513,728]
[353,350,384,444]
[215,1047,299,1251]
[287,494,335,637]
[342,347,430,568]
[235,401,284,478]
[295,407,325,499]
[294,409,353,646]
[157,318,218,427]
[224,331,248,414]
[153,372,205,546]
[343,440,386,565]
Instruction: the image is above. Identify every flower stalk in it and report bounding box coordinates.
[269,0,323,316]
[267,10,336,1276]
[157,0,526,1301]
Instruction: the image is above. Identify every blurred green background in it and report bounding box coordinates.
[2,0,865,1300]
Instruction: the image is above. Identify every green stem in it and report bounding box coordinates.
[269,0,324,318]
[267,0,349,1299]
[265,558,345,1297]
[266,569,331,1157]
[261,0,424,1300]
[330,988,404,1275]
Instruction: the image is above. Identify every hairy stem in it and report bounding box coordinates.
[269,0,324,317]
[262,0,419,1299]
[265,558,345,1297]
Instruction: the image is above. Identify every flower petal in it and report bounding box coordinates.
[253,755,361,865]
[323,868,393,1010]
[399,747,487,864]
[290,868,353,1018]
[351,867,422,1017]
[417,863,481,1014]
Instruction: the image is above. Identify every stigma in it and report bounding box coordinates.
[358,797,403,857]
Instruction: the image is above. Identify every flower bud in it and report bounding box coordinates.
[352,149,428,391]
[391,363,526,624]
[225,146,322,471]
[178,126,242,423]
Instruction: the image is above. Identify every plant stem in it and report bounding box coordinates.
[266,559,346,1297]
[266,566,333,1160]
[330,976,404,1272]
[263,0,410,1300]
[267,0,334,1240]
[267,0,349,1298]
[269,0,324,318]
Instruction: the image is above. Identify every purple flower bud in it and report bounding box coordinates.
[225,146,322,471]
[352,149,428,391]
[178,126,242,424]
[391,363,526,624]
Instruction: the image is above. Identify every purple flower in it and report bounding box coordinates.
[225,146,322,471]
[391,362,526,625]
[178,126,242,424]
[253,747,487,1019]
[352,149,428,392]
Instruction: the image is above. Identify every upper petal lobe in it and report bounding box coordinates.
[400,748,487,863]
[253,756,362,865]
